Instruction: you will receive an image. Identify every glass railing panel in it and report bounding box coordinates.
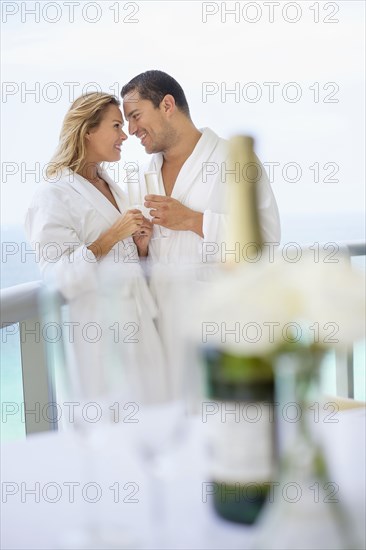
[0,324,25,441]
[320,349,337,396]
[354,339,366,401]
[351,254,365,401]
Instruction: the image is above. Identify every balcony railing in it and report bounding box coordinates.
[1,241,365,436]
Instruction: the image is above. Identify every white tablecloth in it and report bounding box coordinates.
[1,409,365,549]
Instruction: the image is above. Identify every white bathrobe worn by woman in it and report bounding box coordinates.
[25,168,168,403]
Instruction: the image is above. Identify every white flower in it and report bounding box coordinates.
[192,251,366,355]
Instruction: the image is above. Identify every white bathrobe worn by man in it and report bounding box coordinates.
[138,127,281,381]
[25,168,168,404]
[139,127,281,265]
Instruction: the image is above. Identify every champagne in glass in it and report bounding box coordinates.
[126,164,146,238]
[144,171,168,239]
[126,165,143,210]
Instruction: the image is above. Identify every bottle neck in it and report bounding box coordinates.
[226,136,263,265]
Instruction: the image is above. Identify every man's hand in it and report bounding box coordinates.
[144,195,203,237]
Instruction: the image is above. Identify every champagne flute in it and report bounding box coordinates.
[40,279,141,550]
[144,171,168,239]
[126,165,143,211]
[114,266,195,548]
[122,361,190,548]
[126,165,148,239]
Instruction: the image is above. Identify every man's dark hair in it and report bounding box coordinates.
[121,70,190,117]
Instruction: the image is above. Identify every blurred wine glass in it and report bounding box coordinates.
[40,275,142,550]
[123,371,190,548]
[113,270,196,547]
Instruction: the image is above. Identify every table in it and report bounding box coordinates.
[1,409,365,549]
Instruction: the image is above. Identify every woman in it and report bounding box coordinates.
[26,92,152,297]
[25,93,168,403]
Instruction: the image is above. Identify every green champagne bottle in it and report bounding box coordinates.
[204,348,275,524]
[203,136,275,525]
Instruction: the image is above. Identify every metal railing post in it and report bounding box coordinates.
[19,317,58,434]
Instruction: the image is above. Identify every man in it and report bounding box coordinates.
[122,71,281,381]
[121,70,281,265]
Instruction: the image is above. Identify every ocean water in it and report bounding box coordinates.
[1,215,365,442]
[2,212,365,289]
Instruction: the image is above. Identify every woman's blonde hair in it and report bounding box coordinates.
[46,92,120,179]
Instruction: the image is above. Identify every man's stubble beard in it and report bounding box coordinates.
[152,122,179,155]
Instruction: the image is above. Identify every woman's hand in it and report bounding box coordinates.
[87,209,143,259]
[111,209,144,241]
[133,216,154,257]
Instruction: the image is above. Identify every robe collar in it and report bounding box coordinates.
[61,167,127,224]
[149,127,224,201]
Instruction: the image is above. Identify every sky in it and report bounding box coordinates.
[1,0,365,230]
